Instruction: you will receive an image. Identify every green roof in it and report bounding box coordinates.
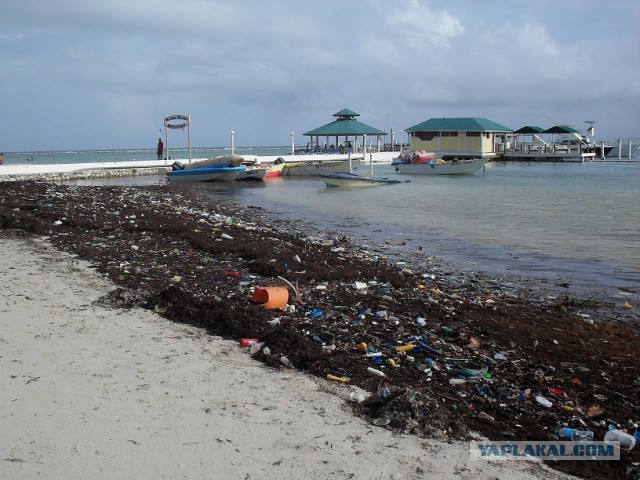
[333,108,360,118]
[304,108,386,136]
[405,117,512,132]
[543,125,579,134]
[514,125,544,134]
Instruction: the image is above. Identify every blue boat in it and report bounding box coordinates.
[166,155,246,183]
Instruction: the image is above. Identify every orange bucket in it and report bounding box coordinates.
[251,287,289,309]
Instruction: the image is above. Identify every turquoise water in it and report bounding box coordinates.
[1,146,291,165]
[5,148,639,310]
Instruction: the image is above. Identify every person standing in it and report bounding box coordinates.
[157,138,164,160]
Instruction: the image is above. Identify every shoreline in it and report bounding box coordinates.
[1,181,638,480]
[0,236,568,479]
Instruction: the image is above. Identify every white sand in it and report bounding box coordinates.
[0,237,572,479]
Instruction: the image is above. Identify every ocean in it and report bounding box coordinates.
[3,147,639,315]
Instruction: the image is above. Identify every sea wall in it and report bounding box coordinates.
[0,167,169,183]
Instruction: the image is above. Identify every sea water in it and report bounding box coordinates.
[4,148,639,313]
[1,146,290,165]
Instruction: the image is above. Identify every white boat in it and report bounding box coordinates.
[322,172,407,188]
[393,153,487,175]
[322,153,408,187]
[236,164,268,181]
[280,157,364,177]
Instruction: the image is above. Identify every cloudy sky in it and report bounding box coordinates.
[2,0,639,151]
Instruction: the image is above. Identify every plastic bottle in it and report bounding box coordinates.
[249,342,264,355]
[367,367,385,377]
[326,374,349,383]
[534,395,553,408]
[378,382,391,398]
[280,355,293,368]
[604,429,636,450]
[555,428,594,442]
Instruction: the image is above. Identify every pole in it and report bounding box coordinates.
[600,141,605,160]
[364,134,369,175]
[188,114,192,163]
[164,126,168,164]
[231,130,235,156]
[628,138,633,159]
[290,131,295,154]
[618,139,622,160]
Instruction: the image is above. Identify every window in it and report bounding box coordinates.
[416,132,437,141]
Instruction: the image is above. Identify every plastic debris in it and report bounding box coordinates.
[535,395,553,408]
[326,374,350,383]
[367,367,385,377]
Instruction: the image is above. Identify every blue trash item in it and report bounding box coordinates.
[555,428,594,442]
[309,309,323,318]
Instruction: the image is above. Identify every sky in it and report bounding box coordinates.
[2,0,639,151]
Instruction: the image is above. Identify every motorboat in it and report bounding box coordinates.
[322,153,408,187]
[166,155,246,183]
[392,152,487,175]
[322,172,406,188]
[245,157,285,178]
[281,157,364,177]
[236,164,268,181]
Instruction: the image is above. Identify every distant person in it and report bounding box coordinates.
[157,138,164,160]
[0,152,4,165]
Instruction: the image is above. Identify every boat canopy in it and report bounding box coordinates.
[543,125,580,134]
[513,126,544,134]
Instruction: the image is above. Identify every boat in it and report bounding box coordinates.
[280,157,364,177]
[246,157,285,178]
[235,164,268,181]
[392,152,487,175]
[322,172,407,188]
[322,153,408,187]
[167,162,246,183]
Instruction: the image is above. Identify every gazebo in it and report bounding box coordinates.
[301,108,387,154]
[543,125,584,151]
[512,126,547,152]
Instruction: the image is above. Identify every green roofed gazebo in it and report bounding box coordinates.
[513,126,544,134]
[301,108,387,154]
[543,125,579,134]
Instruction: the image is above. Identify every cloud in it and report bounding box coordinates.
[387,0,464,48]
[1,0,638,150]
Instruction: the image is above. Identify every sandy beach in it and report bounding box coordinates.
[0,236,573,480]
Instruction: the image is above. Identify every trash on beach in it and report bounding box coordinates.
[367,367,385,377]
[280,356,293,368]
[251,287,289,309]
[535,395,553,408]
[349,391,366,403]
[326,374,350,383]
